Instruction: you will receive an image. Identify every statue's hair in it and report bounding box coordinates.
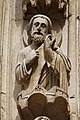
[27,14,53,34]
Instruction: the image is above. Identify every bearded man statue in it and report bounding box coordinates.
[15,14,71,120]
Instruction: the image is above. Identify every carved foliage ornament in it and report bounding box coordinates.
[22,0,68,13]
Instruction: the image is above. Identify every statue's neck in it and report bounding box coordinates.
[30,42,43,50]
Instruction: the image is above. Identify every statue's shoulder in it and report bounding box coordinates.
[56,49,71,72]
[17,45,32,62]
[19,45,32,56]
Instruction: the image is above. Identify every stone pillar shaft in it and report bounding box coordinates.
[77,0,80,119]
[68,0,78,120]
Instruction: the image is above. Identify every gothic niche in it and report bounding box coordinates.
[15,0,71,120]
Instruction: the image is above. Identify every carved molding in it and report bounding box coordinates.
[22,0,68,13]
[22,0,68,30]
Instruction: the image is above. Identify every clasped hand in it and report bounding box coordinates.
[44,34,56,63]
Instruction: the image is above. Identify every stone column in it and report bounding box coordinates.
[0,0,13,119]
[0,0,4,119]
[9,0,23,119]
[0,0,23,119]
[68,0,78,120]
[61,3,69,56]
[77,0,80,119]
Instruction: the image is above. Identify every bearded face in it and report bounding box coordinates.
[30,17,49,45]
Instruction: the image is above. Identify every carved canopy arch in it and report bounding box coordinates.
[22,0,68,47]
[22,0,68,21]
[22,0,67,13]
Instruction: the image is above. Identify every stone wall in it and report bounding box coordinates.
[77,0,80,119]
[0,0,4,119]
[0,0,23,119]
[68,0,80,120]
[0,0,80,120]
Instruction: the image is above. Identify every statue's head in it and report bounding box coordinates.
[27,14,53,45]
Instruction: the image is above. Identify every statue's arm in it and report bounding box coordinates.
[44,35,57,69]
[44,34,71,72]
[15,51,31,84]
[44,35,71,90]
[15,49,39,84]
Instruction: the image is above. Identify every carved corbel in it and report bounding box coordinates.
[22,0,29,12]
[58,0,67,10]
[45,0,52,6]
[22,0,38,12]
[22,0,68,13]
[30,0,38,7]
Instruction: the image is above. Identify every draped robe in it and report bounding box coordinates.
[15,43,71,98]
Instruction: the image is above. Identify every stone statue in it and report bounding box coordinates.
[15,14,71,120]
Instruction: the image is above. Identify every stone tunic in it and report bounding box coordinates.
[15,43,71,98]
[15,43,71,120]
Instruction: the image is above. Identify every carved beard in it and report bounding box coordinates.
[30,32,45,45]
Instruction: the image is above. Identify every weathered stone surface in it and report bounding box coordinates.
[0,0,3,119]
[15,12,71,119]
[0,0,80,120]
